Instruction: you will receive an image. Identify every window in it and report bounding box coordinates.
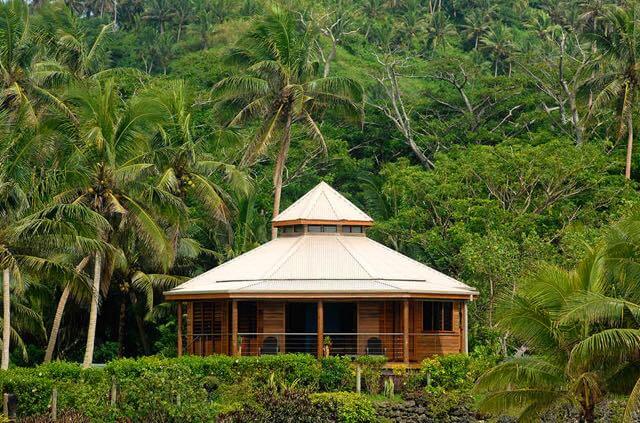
[294,225,304,233]
[423,301,453,332]
[308,225,337,233]
[342,225,363,233]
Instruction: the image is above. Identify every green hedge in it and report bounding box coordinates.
[311,392,377,423]
[0,354,356,420]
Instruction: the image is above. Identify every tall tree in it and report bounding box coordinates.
[57,80,175,367]
[215,7,363,238]
[592,2,640,179]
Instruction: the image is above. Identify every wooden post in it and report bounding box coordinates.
[3,393,15,421]
[110,377,117,406]
[317,300,324,359]
[463,301,469,354]
[403,299,410,364]
[231,300,238,356]
[51,388,57,421]
[177,302,183,357]
[186,302,193,354]
[355,364,361,393]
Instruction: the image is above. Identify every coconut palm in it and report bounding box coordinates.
[33,2,115,82]
[150,80,251,226]
[54,79,176,367]
[214,7,363,238]
[481,24,516,77]
[1,106,109,368]
[474,250,640,422]
[591,2,640,180]
[0,0,68,122]
[423,11,457,52]
[461,9,490,50]
[561,215,640,422]
[142,0,176,34]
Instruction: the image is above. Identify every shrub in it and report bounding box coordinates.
[319,356,354,392]
[18,410,90,422]
[0,369,54,417]
[355,355,387,394]
[311,392,377,423]
[419,351,499,392]
[220,386,337,422]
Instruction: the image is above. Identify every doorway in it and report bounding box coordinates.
[324,302,357,355]
[285,302,317,354]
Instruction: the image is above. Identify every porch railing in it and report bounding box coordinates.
[183,332,461,362]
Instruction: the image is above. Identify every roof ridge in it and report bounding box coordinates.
[321,189,340,220]
[301,184,324,218]
[367,237,469,288]
[335,236,376,278]
[263,235,307,279]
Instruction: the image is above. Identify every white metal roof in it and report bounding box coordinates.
[166,233,477,298]
[272,181,373,224]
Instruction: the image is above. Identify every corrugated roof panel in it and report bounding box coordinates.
[273,181,373,223]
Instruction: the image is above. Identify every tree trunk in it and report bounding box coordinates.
[580,402,595,423]
[129,292,150,354]
[271,113,293,239]
[82,253,102,369]
[117,296,126,358]
[1,269,10,370]
[44,257,90,364]
[177,20,183,42]
[323,43,337,78]
[494,60,498,77]
[626,111,634,180]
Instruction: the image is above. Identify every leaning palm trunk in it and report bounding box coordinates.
[2,269,10,370]
[82,253,102,368]
[626,111,634,180]
[44,257,90,363]
[271,113,293,239]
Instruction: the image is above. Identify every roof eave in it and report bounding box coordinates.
[272,218,374,227]
[164,290,478,300]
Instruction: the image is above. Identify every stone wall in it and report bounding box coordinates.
[375,392,478,423]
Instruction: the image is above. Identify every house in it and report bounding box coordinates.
[164,182,478,365]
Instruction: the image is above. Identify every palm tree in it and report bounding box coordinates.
[56,80,175,367]
[1,107,108,368]
[525,10,562,41]
[561,215,640,421]
[423,11,457,52]
[214,7,363,238]
[151,80,250,224]
[481,24,516,77]
[171,0,192,42]
[461,9,490,50]
[591,3,640,180]
[474,251,637,422]
[142,0,176,34]
[34,2,116,82]
[0,0,68,122]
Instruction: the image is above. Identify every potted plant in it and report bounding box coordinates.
[323,336,332,357]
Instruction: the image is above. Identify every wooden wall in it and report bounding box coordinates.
[409,300,463,361]
[256,302,285,354]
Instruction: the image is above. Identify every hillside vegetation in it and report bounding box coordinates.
[2,0,640,421]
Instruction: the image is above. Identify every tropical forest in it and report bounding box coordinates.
[1,0,640,421]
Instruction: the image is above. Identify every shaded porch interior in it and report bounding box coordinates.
[178,299,467,363]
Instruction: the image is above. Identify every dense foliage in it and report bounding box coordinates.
[2,0,640,420]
